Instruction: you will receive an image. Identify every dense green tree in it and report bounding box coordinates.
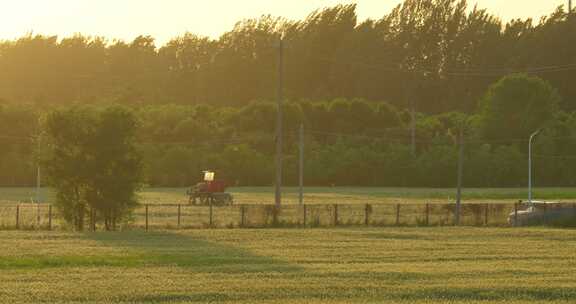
[479,74,561,142]
[43,106,142,230]
[160,33,216,104]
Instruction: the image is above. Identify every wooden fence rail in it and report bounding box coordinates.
[0,202,525,231]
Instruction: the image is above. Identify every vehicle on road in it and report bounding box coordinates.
[508,201,576,226]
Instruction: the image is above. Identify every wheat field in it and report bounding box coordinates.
[1,227,575,303]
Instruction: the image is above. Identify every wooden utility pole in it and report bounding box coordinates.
[145,204,149,232]
[410,103,416,156]
[275,37,284,208]
[455,127,464,225]
[36,133,42,204]
[299,123,304,205]
[16,205,20,229]
[48,205,52,230]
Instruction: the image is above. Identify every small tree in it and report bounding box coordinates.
[43,106,142,230]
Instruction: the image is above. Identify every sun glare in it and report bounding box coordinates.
[0,0,567,45]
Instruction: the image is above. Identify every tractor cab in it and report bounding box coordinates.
[187,171,233,206]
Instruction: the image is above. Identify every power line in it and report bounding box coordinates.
[316,55,576,77]
[347,60,576,78]
[0,135,33,139]
[304,130,420,144]
[137,135,274,145]
[8,128,576,147]
[532,153,576,159]
[304,129,576,146]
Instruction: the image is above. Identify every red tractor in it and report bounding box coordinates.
[186,171,233,206]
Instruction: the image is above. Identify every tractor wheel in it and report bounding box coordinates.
[212,193,233,206]
[224,193,233,205]
[200,194,210,205]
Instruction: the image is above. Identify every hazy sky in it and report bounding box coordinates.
[0,0,568,46]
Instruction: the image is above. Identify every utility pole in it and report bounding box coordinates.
[275,36,284,208]
[410,101,416,156]
[36,133,41,204]
[455,127,464,225]
[570,0,572,14]
[36,167,41,203]
[299,123,304,205]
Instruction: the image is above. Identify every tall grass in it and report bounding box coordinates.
[3,187,576,205]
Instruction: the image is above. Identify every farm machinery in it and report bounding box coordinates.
[186,171,233,206]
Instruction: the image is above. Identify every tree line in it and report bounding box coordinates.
[1,73,573,189]
[0,0,575,114]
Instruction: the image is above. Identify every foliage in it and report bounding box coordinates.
[43,106,142,230]
[479,74,561,142]
[0,2,574,113]
[2,84,576,189]
[0,0,575,189]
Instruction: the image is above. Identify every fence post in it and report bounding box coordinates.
[425,203,430,226]
[240,205,246,228]
[48,205,52,231]
[209,202,213,228]
[37,204,41,228]
[365,204,371,226]
[333,204,339,226]
[177,204,181,228]
[112,211,116,231]
[484,204,489,226]
[302,204,307,227]
[91,208,96,232]
[273,205,279,226]
[396,204,401,226]
[514,202,518,227]
[145,204,149,232]
[90,208,95,232]
[16,205,20,230]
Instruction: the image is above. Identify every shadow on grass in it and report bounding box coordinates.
[0,231,302,274]
[86,230,302,273]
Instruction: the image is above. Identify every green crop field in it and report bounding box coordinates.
[1,227,575,303]
[2,187,576,205]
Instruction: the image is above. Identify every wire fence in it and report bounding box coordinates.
[0,202,533,231]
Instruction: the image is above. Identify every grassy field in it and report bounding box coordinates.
[2,186,576,205]
[1,227,575,303]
